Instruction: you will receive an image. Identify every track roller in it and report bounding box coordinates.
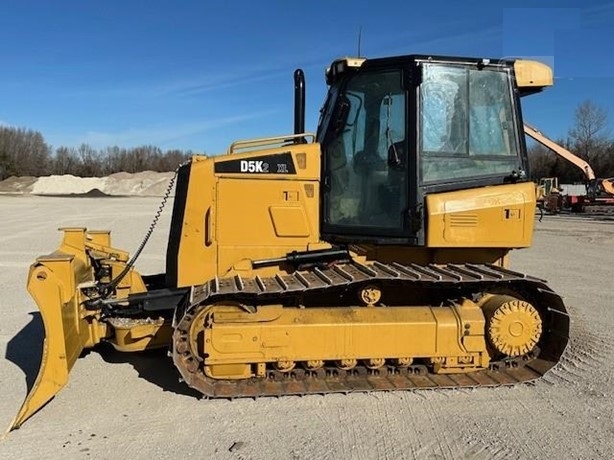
[336,359,358,370]
[364,358,386,369]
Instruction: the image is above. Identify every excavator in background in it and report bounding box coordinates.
[10,54,570,431]
[524,124,595,213]
[524,124,614,213]
[592,177,614,204]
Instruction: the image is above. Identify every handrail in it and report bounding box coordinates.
[226,133,316,154]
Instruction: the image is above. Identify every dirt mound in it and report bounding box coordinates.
[105,171,174,196]
[0,176,38,194]
[61,188,111,198]
[108,171,133,180]
[0,172,174,197]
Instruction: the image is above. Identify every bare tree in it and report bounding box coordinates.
[52,146,78,175]
[568,100,609,172]
[527,143,555,180]
[0,123,197,180]
[0,126,51,180]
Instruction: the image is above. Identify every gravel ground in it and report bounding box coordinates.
[1,196,613,459]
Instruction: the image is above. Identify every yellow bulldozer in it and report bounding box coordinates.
[11,54,570,430]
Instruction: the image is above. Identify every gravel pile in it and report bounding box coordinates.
[0,171,174,197]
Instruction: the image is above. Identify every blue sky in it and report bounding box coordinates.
[1,1,613,154]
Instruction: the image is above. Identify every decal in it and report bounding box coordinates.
[240,160,269,173]
[214,152,297,174]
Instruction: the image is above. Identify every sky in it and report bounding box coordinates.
[1,1,614,155]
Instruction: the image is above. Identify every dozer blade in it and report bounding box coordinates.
[10,251,97,431]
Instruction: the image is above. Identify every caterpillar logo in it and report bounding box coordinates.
[240,160,269,173]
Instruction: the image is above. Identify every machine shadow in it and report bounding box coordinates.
[96,343,202,398]
[5,312,201,399]
[5,312,44,392]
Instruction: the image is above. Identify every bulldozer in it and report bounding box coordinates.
[11,54,570,430]
[535,177,563,213]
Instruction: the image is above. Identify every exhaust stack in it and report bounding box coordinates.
[293,69,306,143]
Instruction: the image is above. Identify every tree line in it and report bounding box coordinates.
[528,100,614,182]
[0,126,193,181]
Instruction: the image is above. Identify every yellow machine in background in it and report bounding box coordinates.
[536,177,563,213]
[12,54,569,430]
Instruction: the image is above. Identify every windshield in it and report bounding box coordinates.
[419,63,520,183]
[321,70,407,231]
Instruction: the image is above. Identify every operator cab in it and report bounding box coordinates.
[316,55,551,245]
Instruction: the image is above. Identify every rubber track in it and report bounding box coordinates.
[172,262,570,396]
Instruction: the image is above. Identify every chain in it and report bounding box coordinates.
[99,159,192,298]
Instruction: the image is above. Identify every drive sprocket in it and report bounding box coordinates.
[484,296,542,357]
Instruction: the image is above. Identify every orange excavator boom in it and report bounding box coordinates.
[523,123,596,181]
